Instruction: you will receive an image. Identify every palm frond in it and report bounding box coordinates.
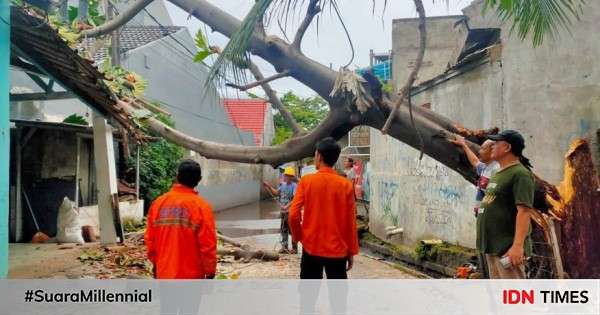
[207,0,274,85]
[483,0,586,46]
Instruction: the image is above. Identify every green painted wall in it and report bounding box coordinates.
[0,0,9,278]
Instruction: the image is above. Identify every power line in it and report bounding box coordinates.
[137,6,289,98]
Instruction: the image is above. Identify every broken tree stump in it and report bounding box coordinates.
[547,139,600,278]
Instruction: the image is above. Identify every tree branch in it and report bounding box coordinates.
[381,0,426,134]
[169,0,339,103]
[292,0,321,51]
[246,62,305,135]
[226,70,290,91]
[121,99,349,166]
[79,0,154,38]
[210,45,303,135]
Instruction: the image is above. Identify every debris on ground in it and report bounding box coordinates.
[69,231,282,279]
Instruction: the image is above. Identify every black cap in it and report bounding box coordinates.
[488,130,525,155]
[488,130,533,169]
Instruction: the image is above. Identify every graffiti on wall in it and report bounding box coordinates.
[425,208,453,225]
[376,180,400,226]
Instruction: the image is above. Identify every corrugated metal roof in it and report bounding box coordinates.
[10,6,143,139]
[223,99,268,146]
[79,26,183,63]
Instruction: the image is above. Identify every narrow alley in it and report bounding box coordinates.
[7,200,422,280]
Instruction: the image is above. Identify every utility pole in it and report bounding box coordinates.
[93,0,124,244]
[106,0,121,66]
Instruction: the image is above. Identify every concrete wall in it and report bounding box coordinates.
[262,103,275,146]
[370,0,600,248]
[462,0,600,180]
[392,15,465,86]
[122,30,264,210]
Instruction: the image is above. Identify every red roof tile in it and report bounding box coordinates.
[223,99,268,146]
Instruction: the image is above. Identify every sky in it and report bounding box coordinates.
[165,0,468,97]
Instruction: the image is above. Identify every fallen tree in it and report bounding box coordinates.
[71,0,596,277]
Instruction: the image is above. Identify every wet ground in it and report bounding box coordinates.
[215,199,283,250]
[8,200,420,279]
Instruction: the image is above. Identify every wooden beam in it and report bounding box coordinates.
[10,91,74,101]
[25,73,50,92]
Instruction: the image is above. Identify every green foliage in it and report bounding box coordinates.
[483,0,585,46]
[48,15,81,47]
[414,242,440,261]
[207,0,273,85]
[78,250,104,263]
[382,82,394,94]
[102,57,148,98]
[272,92,329,144]
[193,30,214,64]
[68,0,106,27]
[122,216,146,233]
[63,114,89,125]
[126,114,184,203]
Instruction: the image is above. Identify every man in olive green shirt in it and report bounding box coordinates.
[478,130,535,279]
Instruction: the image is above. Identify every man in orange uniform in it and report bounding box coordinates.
[145,160,217,279]
[289,137,359,279]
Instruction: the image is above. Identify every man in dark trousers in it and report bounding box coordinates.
[289,137,359,279]
[145,159,216,279]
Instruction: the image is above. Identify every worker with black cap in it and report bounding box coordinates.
[477,129,535,279]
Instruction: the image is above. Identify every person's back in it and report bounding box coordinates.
[290,137,358,279]
[293,170,356,257]
[145,160,216,279]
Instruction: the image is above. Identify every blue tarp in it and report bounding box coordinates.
[357,60,391,82]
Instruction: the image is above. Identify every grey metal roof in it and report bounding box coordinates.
[79,25,184,63]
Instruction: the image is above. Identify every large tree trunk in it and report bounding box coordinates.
[166,0,477,181]
[75,0,598,278]
[550,140,600,278]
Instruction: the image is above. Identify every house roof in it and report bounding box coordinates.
[223,99,268,146]
[10,6,143,139]
[411,27,502,95]
[79,26,183,62]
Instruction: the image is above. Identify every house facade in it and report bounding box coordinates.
[7,1,268,246]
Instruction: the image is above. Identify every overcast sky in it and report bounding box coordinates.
[166,0,467,97]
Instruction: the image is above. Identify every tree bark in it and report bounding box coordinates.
[165,0,479,180]
[550,140,600,278]
[121,99,353,167]
[217,248,279,262]
[80,0,154,38]
[246,61,304,135]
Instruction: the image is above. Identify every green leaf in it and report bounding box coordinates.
[194,30,210,51]
[273,91,329,144]
[193,51,212,63]
[483,0,586,46]
[63,114,89,125]
[207,0,274,85]
[68,6,79,23]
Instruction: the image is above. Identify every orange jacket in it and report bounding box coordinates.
[145,184,217,279]
[289,166,359,258]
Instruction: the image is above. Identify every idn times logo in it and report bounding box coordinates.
[502,289,589,304]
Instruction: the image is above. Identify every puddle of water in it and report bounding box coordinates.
[215,200,284,248]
